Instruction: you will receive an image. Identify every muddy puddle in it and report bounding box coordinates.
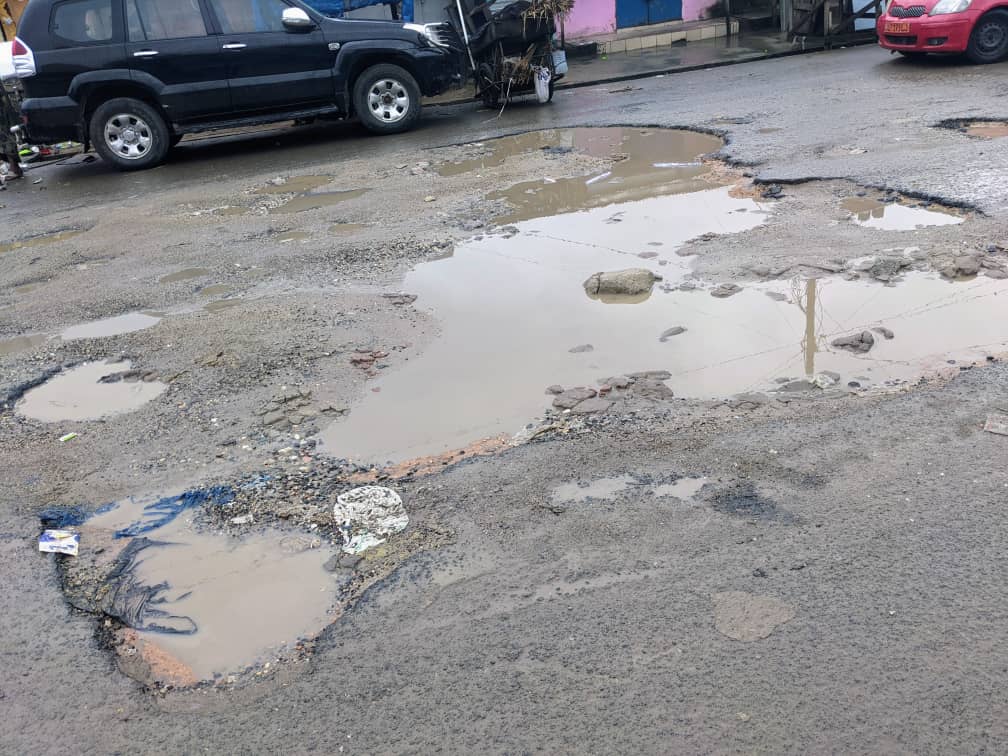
[0,229,84,254]
[553,474,637,504]
[199,284,233,298]
[254,175,334,195]
[16,360,166,422]
[160,268,210,284]
[60,312,161,340]
[841,197,963,230]
[0,333,48,356]
[964,121,1008,139]
[320,181,1008,463]
[81,495,335,681]
[654,477,708,499]
[204,298,243,313]
[444,128,723,223]
[276,231,310,243]
[270,189,368,214]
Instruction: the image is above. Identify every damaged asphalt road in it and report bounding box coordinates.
[2,46,1008,752]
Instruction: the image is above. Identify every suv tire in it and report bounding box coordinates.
[89,97,171,171]
[353,64,421,135]
[966,10,1008,64]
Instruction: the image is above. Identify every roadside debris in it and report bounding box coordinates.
[334,486,409,554]
[984,414,1008,436]
[583,268,661,297]
[59,432,77,442]
[660,326,687,341]
[38,529,79,556]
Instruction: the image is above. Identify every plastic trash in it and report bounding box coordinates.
[113,485,234,538]
[334,486,408,554]
[552,50,568,76]
[59,432,77,442]
[39,530,79,556]
[533,66,551,104]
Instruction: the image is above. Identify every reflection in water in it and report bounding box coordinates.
[841,197,963,230]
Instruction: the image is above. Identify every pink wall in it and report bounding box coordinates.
[563,0,616,38]
[564,0,716,38]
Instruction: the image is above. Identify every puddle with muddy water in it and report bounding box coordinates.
[0,333,48,356]
[60,312,161,340]
[16,360,166,422]
[964,121,1008,139]
[440,128,722,224]
[204,298,244,313]
[270,189,368,214]
[159,268,210,284]
[0,229,85,254]
[553,474,637,504]
[841,198,963,230]
[82,496,335,681]
[654,477,708,499]
[276,231,311,243]
[254,175,334,194]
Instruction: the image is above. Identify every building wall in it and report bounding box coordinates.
[563,0,719,38]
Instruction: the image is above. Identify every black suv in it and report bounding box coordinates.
[11,0,463,169]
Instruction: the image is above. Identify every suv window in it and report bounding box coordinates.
[209,0,291,34]
[51,0,114,44]
[127,0,208,41]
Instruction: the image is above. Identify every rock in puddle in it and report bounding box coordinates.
[659,326,686,341]
[582,268,661,297]
[553,387,597,409]
[831,331,875,353]
[711,283,742,298]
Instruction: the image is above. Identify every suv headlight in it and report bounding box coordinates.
[403,23,446,48]
[930,0,971,14]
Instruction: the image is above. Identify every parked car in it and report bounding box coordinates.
[10,0,464,169]
[877,0,1008,63]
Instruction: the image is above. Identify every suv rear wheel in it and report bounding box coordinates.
[352,64,421,135]
[89,98,171,171]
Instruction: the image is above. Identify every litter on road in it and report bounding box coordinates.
[38,529,79,556]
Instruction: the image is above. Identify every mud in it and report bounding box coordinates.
[276,231,311,243]
[16,360,167,422]
[198,284,234,298]
[0,229,85,254]
[0,333,48,356]
[60,312,162,340]
[254,175,334,194]
[204,298,244,313]
[841,197,963,230]
[653,476,708,498]
[964,121,1008,139]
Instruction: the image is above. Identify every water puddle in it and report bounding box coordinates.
[16,360,167,422]
[331,223,367,236]
[459,128,724,223]
[0,333,48,356]
[204,298,243,313]
[0,229,84,254]
[320,186,1008,462]
[654,476,708,499]
[60,312,161,340]
[964,121,1008,139]
[159,268,210,284]
[199,284,233,298]
[276,231,310,243]
[841,197,963,230]
[82,494,334,681]
[552,474,637,504]
[270,189,368,214]
[254,175,333,194]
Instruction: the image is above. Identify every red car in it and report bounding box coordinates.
[877,0,1008,62]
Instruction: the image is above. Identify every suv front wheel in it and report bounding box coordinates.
[89,97,171,171]
[352,64,422,135]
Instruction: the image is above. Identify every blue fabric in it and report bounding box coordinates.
[113,486,235,538]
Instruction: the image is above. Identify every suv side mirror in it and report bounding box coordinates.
[282,8,314,30]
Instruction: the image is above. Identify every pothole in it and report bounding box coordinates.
[159,268,210,284]
[254,175,334,194]
[69,494,336,685]
[60,312,162,340]
[0,229,85,254]
[0,333,48,356]
[841,196,963,230]
[269,189,368,214]
[964,121,1008,139]
[276,231,310,243]
[16,360,167,422]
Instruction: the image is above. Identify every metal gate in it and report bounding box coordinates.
[616,0,683,28]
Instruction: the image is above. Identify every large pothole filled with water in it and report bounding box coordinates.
[315,128,1008,465]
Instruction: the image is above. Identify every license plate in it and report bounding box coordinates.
[885,21,912,33]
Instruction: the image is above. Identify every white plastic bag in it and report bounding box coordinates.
[533,66,551,104]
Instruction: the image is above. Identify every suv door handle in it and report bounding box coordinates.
[222,43,247,50]
[133,50,159,57]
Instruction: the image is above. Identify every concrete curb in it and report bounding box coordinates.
[429,38,879,109]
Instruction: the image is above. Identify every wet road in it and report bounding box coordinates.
[2,43,1008,754]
